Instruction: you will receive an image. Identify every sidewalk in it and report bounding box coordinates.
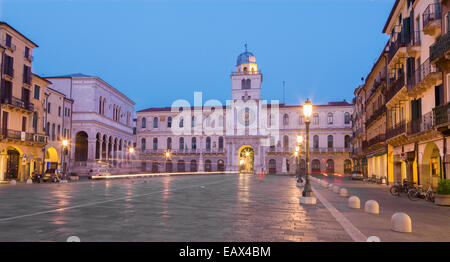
[311,175,450,242]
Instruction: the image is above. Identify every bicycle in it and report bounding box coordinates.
[407,186,435,202]
[390,179,416,197]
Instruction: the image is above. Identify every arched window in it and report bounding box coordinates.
[167,137,172,149]
[99,96,102,114]
[313,135,319,149]
[167,116,172,128]
[177,160,185,172]
[141,138,146,150]
[190,160,197,172]
[217,160,225,171]
[268,159,277,174]
[191,116,196,127]
[270,136,276,151]
[246,79,251,89]
[344,112,350,124]
[313,113,319,125]
[326,159,335,174]
[179,117,184,128]
[192,137,197,149]
[102,98,106,115]
[205,160,212,172]
[153,138,158,150]
[179,137,184,150]
[153,117,158,128]
[327,112,333,124]
[141,117,146,128]
[312,159,321,173]
[218,115,224,127]
[283,114,289,125]
[268,114,274,127]
[206,137,211,150]
[166,160,173,172]
[345,135,350,148]
[327,135,333,148]
[218,136,224,149]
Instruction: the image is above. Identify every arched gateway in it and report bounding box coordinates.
[238,145,254,174]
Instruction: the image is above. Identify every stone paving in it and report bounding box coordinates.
[312,175,450,242]
[0,174,352,242]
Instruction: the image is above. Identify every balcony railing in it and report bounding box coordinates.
[407,58,440,91]
[365,105,386,127]
[0,39,16,51]
[423,3,441,29]
[433,102,450,127]
[310,147,351,153]
[1,97,34,111]
[231,70,261,76]
[1,129,47,143]
[386,121,406,140]
[430,31,450,62]
[386,73,405,102]
[388,34,406,64]
[407,111,434,135]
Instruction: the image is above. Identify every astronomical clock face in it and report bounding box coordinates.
[237,107,256,126]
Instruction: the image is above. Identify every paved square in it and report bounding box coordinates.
[0,174,352,242]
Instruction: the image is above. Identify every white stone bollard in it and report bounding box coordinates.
[348,196,360,209]
[391,212,412,233]
[10,180,16,185]
[26,179,33,184]
[327,183,334,189]
[333,185,340,193]
[340,188,349,197]
[364,200,380,214]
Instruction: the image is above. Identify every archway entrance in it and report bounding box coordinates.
[75,131,88,162]
[45,147,59,170]
[421,142,443,189]
[238,146,254,174]
[6,148,20,180]
[344,159,352,175]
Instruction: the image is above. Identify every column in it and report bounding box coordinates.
[87,138,97,165]
[198,137,204,172]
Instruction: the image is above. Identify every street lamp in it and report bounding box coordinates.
[295,135,302,184]
[300,98,315,204]
[62,139,69,179]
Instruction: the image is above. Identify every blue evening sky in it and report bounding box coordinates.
[1,0,393,111]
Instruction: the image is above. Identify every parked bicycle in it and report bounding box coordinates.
[390,179,416,197]
[407,186,435,202]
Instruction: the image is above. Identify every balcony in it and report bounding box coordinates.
[385,73,406,103]
[407,111,434,136]
[406,31,421,56]
[386,121,406,140]
[423,3,441,37]
[231,70,261,76]
[430,31,450,64]
[433,102,450,134]
[365,105,386,128]
[0,39,16,52]
[1,129,48,144]
[388,34,406,65]
[25,55,34,63]
[3,67,14,79]
[310,147,351,154]
[1,97,34,113]
[407,58,441,96]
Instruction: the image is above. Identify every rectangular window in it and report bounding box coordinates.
[58,106,61,117]
[23,65,31,84]
[22,116,26,132]
[47,103,51,114]
[25,46,30,59]
[34,85,40,100]
[5,34,12,47]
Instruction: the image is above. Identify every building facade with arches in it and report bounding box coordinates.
[135,49,353,175]
[45,74,135,176]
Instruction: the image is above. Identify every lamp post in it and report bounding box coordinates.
[62,139,69,179]
[300,98,316,204]
[296,135,303,184]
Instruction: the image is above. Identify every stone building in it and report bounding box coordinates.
[0,22,48,182]
[45,74,135,176]
[136,49,353,175]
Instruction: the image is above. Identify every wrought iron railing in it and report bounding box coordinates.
[407,111,434,135]
[388,34,406,63]
[407,58,440,91]
[231,70,261,76]
[1,96,34,111]
[365,105,386,127]
[423,3,441,29]
[386,73,405,102]
[433,102,450,126]
[386,121,406,139]
[430,31,450,62]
